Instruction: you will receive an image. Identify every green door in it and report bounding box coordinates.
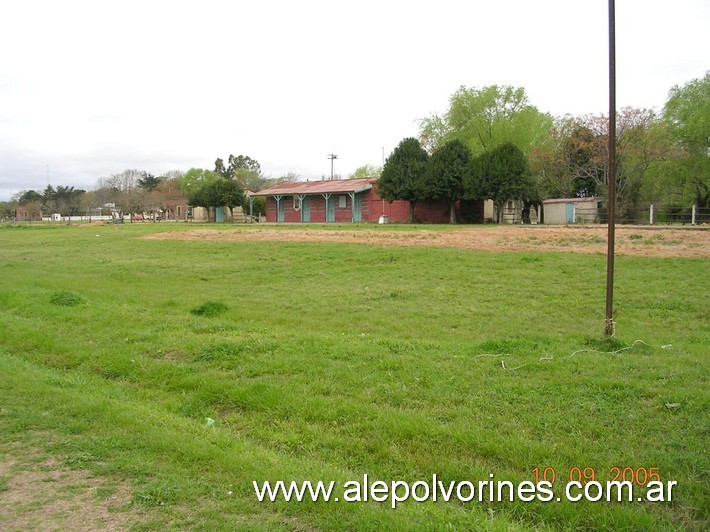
[565,203,575,224]
[301,197,310,222]
[353,194,362,222]
[277,199,284,223]
[326,196,335,222]
[216,207,225,223]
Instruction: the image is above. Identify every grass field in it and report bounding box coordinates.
[0,222,708,530]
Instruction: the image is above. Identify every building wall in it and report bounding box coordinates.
[366,183,454,223]
[263,182,463,224]
[266,194,367,223]
[544,202,568,224]
[162,199,189,220]
[15,202,42,221]
[543,198,601,224]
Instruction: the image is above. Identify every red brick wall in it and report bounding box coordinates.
[367,182,452,223]
[265,194,364,223]
[264,184,454,224]
[414,200,451,223]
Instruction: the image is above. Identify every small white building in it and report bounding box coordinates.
[543,197,604,224]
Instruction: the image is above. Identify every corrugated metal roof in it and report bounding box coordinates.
[543,197,603,204]
[252,178,374,196]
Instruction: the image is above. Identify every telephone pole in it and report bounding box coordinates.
[327,154,338,180]
[604,0,617,337]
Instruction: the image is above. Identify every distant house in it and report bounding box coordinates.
[146,180,189,221]
[15,202,42,222]
[252,178,478,224]
[543,197,604,224]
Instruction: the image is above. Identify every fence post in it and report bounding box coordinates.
[692,204,696,225]
[649,204,654,225]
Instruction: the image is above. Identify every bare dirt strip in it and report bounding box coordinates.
[0,452,136,531]
[143,225,710,258]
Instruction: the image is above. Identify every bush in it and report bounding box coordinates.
[190,301,228,317]
[49,291,83,307]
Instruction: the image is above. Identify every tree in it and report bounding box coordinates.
[468,143,534,223]
[137,172,162,192]
[215,154,266,191]
[98,169,143,192]
[178,168,220,196]
[349,164,382,179]
[0,200,17,220]
[531,117,603,200]
[188,178,246,221]
[570,109,670,219]
[424,140,471,223]
[214,158,228,179]
[18,190,42,205]
[663,71,710,208]
[378,138,429,222]
[419,85,553,157]
[54,186,85,216]
[42,185,56,213]
[531,109,671,219]
[228,154,261,175]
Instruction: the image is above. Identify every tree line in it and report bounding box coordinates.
[380,72,709,223]
[3,155,298,221]
[4,72,707,223]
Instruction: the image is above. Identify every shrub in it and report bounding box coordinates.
[49,291,83,307]
[190,301,228,317]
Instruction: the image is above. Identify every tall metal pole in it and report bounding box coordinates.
[604,0,617,337]
[327,154,338,180]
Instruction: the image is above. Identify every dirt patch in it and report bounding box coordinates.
[0,451,136,531]
[143,225,710,258]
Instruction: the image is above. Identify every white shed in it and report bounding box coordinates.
[543,197,604,224]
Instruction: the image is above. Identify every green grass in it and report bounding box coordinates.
[0,222,708,530]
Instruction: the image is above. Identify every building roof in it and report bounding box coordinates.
[252,178,373,196]
[543,197,604,204]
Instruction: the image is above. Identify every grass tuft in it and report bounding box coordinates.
[189,301,228,317]
[49,291,83,307]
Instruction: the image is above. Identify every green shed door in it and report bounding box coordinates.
[326,196,335,222]
[216,207,225,223]
[353,194,362,222]
[301,197,310,223]
[565,203,575,224]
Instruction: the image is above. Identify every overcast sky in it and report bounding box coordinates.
[0,0,708,200]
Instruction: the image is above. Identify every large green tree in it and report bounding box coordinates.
[378,138,429,222]
[137,172,162,192]
[424,140,471,223]
[419,85,553,157]
[468,143,534,223]
[215,154,266,191]
[531,109,671,219]
[349,164,382,179]
[663,71,710,208]
[531,118,605,200]
[188,178,246,222]
[178,168,220,196]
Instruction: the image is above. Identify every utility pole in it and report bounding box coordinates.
[327,154,338,180]
[604,0,617,337]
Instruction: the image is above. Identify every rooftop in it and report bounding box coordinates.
[543,197,604,204]
[252,178,374,196]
